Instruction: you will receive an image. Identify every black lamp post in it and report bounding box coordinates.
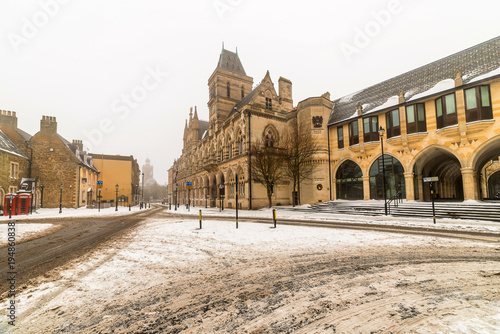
[40,184,44,208]
[115,184,119,211]
[59,184,63,214]
[378,126,388,215]
[141,172,144,207]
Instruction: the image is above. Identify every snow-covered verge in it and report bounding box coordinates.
[0,205,148,222]
[0,223,56,247]
[169,203,500,234]
[1,217,499,333]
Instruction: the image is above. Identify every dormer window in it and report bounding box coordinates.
[265,97,272,110]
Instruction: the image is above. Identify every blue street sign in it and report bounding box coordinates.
[97,181,103,185]
[186,181,192,186]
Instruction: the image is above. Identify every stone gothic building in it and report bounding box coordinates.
[168,48,332,209]
[169,37,500,209]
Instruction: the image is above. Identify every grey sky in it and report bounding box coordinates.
[1,0,498,184]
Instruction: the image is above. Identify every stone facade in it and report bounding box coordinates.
[329,37,500,202]
[28,116,99,209]
[0,129,29,208]
[168,49,331,209]
[170,38,500,208]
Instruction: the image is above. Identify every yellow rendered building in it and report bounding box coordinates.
[91,154,141,206]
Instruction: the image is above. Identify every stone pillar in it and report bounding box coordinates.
[363,176,370,200]
[331,178,337,200]
[417,174,424,201]
[461,167,477,200]
[404,172,414,200]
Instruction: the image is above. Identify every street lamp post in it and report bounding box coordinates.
[40,185,44,208]
[141,172,144,208]
[59,184,63,214]
[378,126,388,215]
[115,184,119,211]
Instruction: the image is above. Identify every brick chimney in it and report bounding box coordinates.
[40,115,57,134]
[0,110,18,129]
[72,139,83,151]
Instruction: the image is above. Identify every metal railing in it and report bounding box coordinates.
[386,191,402,214]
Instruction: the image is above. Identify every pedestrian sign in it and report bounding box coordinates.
[186,181,192,190]
[97,180,103,188]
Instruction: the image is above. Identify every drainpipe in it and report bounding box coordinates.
[77,166,81,208]
[327,124,332,201]
[247,111,252,210]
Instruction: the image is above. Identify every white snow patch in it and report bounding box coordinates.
[408,78,455,101]
[0,223,53,245]
[468,66,500,83]
[366,95,399,113]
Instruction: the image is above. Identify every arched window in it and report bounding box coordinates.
[336,160,363,200]
[238,137,243,155]
[369,155,406,199]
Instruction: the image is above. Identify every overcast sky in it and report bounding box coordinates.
[1,0,498,184]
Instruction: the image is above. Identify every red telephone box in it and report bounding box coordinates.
[3,193,32,216]
[17,193,32,215]
[3,194,17,216]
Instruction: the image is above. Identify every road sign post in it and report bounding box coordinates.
[423,177,438,224]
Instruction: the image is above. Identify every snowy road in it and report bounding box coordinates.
[1,208,499,333]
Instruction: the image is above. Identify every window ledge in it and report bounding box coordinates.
[466,119,495,135]
[436,124,459,137]
[407,132,428,144]
[387,135,402,145]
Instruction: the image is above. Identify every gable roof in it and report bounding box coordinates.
[218,49,246,76]
[0,129,28,159]
[328,36,500,125]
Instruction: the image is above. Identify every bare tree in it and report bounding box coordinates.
[250,139,287,208]
[283,120,319,206]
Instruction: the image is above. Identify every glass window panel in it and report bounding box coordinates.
[406,105,415,123]
[436,98,443,117]
[445,94,456,115]
[417,104,425,121]
[372,117,378,132]
[481,86,491,107]
[364,118,370,133]
[338,127,343,140]
[465,88,477,110]
[392,109,399,126]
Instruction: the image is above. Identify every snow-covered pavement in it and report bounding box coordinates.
[1,215,499,333]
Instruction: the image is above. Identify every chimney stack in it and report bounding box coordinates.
[0,110,18,129]
[72,139,83,151]
[40,115,57,134]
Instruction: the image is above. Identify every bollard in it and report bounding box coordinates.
[273,209,277,228]
[129,204,131,211]
[199,210,202,229]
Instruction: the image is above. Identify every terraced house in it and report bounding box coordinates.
[169,37,500,209]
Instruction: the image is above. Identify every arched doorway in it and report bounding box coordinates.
[218,172,225,207]
[336,160,363,200]
[210,175,217,207]
[413,146,464,201]
[370,155,406,200]
[487,171,500,198]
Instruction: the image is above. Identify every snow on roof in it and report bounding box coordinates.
[366,95,400,113]
[408,79,455,102]
[468,65,500,84]
[0,129,28,159]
